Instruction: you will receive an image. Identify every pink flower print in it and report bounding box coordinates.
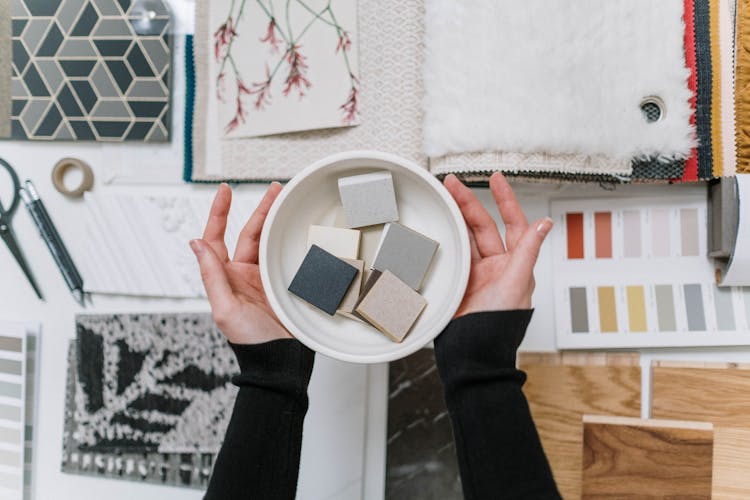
[283,45,311,98]
[216,72,226,102]
[336,31,351,53]
[225,95,247,134]
[260,19,281,53]
[340,77,359,124]
[213,17,237,61]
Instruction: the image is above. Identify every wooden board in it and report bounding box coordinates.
[518,352,641,499]
[652,361,750,427]
[713,427,750,499]
[582,415,714,499]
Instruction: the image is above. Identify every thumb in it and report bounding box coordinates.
[507,217,553,282]
[190,239,235,312]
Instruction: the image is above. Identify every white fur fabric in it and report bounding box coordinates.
[423,0,695,163]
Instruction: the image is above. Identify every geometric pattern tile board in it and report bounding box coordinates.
[9,0,171,142]
[518,352,642,500]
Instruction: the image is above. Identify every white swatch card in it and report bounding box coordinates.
[0,322,27,500]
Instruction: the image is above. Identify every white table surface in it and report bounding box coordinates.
[3,15,750,500]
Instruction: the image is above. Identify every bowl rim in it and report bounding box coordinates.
[259,150,471,364]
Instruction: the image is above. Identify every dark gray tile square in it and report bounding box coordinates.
[288,245,358,315]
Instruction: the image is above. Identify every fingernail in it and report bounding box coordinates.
[190,239,203,256]
[536,217,554,236]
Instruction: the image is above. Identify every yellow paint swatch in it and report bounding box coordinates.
[626,286,647,332]
[597,287,618,333]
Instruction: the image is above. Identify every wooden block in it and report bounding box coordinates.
[518,352,641,499]
[355,270,427,342]
[582,415,714,500]
[713,427,750,499]
[288,245,358,315]
[652,362,750,427]
[338,171,399,228]
[336,259,364,315]
[371,223,439,290]
[307,225,361,259]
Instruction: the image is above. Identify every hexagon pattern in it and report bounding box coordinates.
[10,0,171,141]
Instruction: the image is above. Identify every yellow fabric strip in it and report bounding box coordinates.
[710,0,724,177]
[735,0,750,173]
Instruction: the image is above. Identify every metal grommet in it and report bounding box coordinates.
[640,96,665,123]
[51,158,95,198]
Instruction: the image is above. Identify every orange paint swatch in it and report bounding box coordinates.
[567,213,584,259]
[595,212,612,258]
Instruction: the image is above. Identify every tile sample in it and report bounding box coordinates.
[10,0,172,142]
[387,348,461,499]
[518,352,641,500]
[582,416,713,500]
[338,171,399,228]
[336,259,364,315]
[652,361,750,428]
[289,245,358,315]
[307,225,361,259]
[371,223,439,290]
[355,270,427,342]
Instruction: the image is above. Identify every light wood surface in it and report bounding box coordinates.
[652,361,750,427]
[713,427,750,499]
[582,416,714,499]
[518,352,641,499]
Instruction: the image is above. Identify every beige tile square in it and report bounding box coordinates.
[336,259,365,315]
[307,225,361,259]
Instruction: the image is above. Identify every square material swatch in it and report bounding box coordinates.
[337,259,364,315]
[289,245,359,315]
[307,225,361,259]
[355,270,427,342]
[372,223,439,290]
[338,171,399,228]
[9,0,172,141]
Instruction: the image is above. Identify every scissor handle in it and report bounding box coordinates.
[0,158,21,217]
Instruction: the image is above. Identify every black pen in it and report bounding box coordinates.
[19,180,86,306]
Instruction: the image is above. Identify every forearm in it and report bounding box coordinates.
[205,339,315,500]
[434,310,560,500]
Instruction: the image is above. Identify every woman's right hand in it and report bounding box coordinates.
[191,183,292,344]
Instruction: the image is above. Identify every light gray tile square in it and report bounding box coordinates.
[371,223,439,290]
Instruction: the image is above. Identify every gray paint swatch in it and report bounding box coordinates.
[654,285,677,331]
[0,336,21,353]
[0,449,19,468]
[0,381,21,399]
[0,404,20,421]
[0,426,21,445]
[0,359,22,376]
[684,284,706,331]
[569,287,589,333]
[623,211,642,257]
[714,287,736,331]
[680,208,700,256]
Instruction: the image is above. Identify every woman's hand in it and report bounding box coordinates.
[191,183,292,344]
[444,173,553,317]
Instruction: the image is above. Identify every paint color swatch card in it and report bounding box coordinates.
[552,195,750,349]
[0,322,27,499]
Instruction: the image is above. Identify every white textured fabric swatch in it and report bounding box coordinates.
[0,0,11,139]
[423,0,694,172]
[192,0,427,181]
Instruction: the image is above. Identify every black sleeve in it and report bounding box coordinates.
[204,339,315,500]
[433,310,561,500]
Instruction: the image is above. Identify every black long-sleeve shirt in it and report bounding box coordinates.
[205,310,560,499]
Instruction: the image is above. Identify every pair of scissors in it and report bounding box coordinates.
[0,158,43,299]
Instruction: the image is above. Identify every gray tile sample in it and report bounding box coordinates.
[9,0,171,142]
[338,171,399,228]
[288,245,358,315]
[372,223,439,290]
[387,348,462,499]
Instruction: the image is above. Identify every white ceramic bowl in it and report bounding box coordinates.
[259,151,470,363]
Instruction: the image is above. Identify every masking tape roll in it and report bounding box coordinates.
[51,158,94,197]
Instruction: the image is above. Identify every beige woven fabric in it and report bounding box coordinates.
[191,0,427,181]
[0,0,11,139]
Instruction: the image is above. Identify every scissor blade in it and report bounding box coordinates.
[0,226,44,300]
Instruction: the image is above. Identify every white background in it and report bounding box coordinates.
[2,4,750,500]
